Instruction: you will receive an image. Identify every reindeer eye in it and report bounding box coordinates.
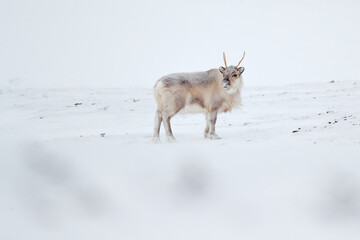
[232,74,237,78]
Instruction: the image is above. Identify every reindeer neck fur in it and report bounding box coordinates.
[217,75,243,112]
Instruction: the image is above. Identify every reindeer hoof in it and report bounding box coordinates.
[152,137,161,144]
[166,136,176,143]
[205,133,221,140]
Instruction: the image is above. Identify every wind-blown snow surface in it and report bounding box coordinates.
[1,80,360,239]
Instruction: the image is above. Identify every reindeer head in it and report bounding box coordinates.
[219,52,245,90]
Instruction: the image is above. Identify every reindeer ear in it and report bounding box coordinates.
[237,67,245,74]
[219,67,226,74]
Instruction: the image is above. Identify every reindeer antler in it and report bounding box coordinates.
[223,52,228,68]
[236,51,246,68]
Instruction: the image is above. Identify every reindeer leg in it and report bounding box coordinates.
[204,114,210,137]
[162,113,176,143]
[152,110,162,143]
[205,111,221,139]
[160,95,185,143]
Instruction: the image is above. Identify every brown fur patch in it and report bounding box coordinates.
[190,97,205,108]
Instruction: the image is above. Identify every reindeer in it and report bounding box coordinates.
[152,52,245,143]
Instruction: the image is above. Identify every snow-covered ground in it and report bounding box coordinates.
[1,80,360,239]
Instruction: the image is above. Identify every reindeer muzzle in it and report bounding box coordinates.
[222,77,230,89]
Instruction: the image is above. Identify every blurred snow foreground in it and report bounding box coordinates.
[1,80,360,240]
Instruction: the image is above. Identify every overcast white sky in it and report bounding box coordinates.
[1,0,359,88]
